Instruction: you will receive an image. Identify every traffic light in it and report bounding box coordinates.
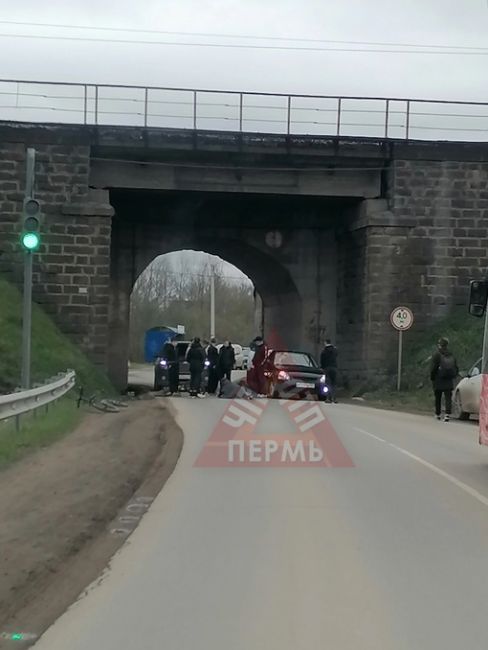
[21,198,41,251]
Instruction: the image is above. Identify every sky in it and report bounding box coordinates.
[1,1,486,280]
[0,0,486,99]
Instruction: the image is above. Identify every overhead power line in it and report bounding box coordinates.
[0,19,485,53]
[0,31,486,56]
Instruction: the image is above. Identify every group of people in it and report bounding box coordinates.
[160,337,237,398]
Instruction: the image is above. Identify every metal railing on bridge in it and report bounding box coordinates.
[0,79,487,141]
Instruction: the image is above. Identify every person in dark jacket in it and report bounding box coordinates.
[206,337,220,394]
[218,341,235,388]
[161,339,179,395]
[186,337,206,398]
[320,339,338,403]
[430,337,459,422]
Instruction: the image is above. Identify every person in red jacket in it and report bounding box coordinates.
[246,336,267,395]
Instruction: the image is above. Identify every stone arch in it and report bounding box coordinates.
[109,224,303,389]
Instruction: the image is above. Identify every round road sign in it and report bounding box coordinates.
[390,306,414,331]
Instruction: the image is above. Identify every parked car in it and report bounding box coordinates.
[154,340,209,392]
[260,349,330,400]
[453,357,482,420]
[217,343,244,370]
[242,346,255,370]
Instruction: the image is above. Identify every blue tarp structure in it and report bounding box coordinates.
[144,327,178,362]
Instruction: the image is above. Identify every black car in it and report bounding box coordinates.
[154,340,209,392]
[262,350,330,400]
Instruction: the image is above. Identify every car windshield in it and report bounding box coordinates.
[274,351,316,367]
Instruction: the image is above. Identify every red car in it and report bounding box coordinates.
[260,350,329,400]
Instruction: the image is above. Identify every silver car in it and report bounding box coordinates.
[453,358,482,420]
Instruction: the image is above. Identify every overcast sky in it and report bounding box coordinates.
[1,1,486,281]
[0,0,486,100]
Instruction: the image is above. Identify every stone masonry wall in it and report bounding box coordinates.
[340,159,488,384]
[0,143,112,370]
[390,159,488,318]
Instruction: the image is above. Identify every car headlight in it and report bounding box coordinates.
[204,360,210,367]
[319,374,326,383]
[159,360,167,367]
[278,370,290,381]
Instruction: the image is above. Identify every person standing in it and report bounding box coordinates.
[206,337,219,394]
[218,341,236,386]
[430,337,459,422]
[246,336,267,395]
[186,337,206,398]
[320,339,338,403]
[161,338,179,396]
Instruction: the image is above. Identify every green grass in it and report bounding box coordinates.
[0,275,114,395]
[0,397,82,466]
[0,274,115,466]
[358,308,485,413]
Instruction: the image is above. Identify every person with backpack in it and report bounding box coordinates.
[430,337,459,422]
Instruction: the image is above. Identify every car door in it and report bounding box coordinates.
[462,358,482,413]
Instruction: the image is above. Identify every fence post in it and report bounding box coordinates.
[385,99,390,138]
[144,88,149,127]
[83,85,88,125]
[405,100,411,139]
[337,97,342,136]
[94,85,99,126]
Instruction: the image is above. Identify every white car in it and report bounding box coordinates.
[242,346,255,370]
[453,358,482,420]
[217,343,244,370]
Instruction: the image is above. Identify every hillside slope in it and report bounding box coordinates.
[0,275,113,395]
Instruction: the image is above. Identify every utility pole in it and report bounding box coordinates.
[210,269,216,339]
[21,148,41,389]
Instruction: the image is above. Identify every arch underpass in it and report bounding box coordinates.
[106,189,344,389]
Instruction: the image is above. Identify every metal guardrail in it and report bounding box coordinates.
[0,79,487,141]
[0,370,76,429]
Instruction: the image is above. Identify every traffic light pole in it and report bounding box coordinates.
[21,148,36,389]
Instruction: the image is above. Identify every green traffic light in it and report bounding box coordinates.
[21,232,41,251]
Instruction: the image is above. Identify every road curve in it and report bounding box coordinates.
[32,398,488,650]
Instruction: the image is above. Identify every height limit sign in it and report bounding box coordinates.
[390,306,414,391]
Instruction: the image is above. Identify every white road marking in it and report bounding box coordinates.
[355,427,488,508]
[354,427,386,443]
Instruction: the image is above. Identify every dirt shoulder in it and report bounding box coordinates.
[0,397,182,647]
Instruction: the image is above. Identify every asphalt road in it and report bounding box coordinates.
[32,398,488,650]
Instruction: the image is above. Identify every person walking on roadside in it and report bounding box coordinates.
[206,337,220,394]
[161,338,179,396]
[186,337,206,398]
[320,338,339,403]
[430,337,459,422]
[218,341,235,394]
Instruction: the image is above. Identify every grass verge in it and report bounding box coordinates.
[353,308,485,414]
[0,396,82,467]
